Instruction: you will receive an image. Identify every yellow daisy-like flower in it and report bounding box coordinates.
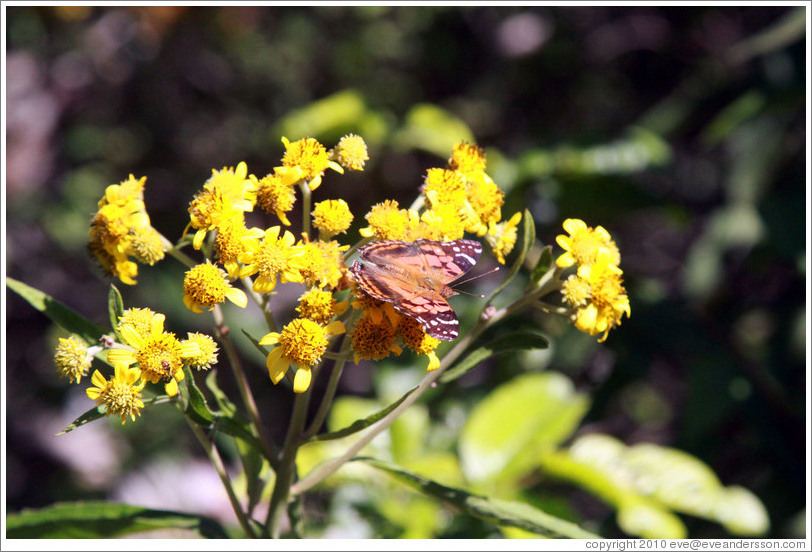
[420,203,467,241]
[107,313,200,396]
[254,172,297,226]
[555,218,621,269]
[485,211,522,264]
[278,137,344,191]
[213,215,250,278]
[296,288,349,325]
[183,261,247,313]
[187,162,256,250]
[448,142,488,178]
[129,225,166,266]
[466,173,504,230]
[185,332,219,371]
[260,318,346,393]
[358,199,420,240]
[423,168,467,208]
[351,288,401,328]
[116,307,158,336]
[86,361,146,424]
[54,335,93,384]
[561,248,630,342]
[351,315,402,364]
[298,237,349,290]
[88,175,162,285]
[239,226,307,293]
[330,133,369,171]
[398,316,442,372]
[312,199,354,239]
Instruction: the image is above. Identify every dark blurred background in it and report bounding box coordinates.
[4,6,807,538]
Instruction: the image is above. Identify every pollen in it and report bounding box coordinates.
[280,136,344,190]
[359,199,414,240]
[448,142,487,177]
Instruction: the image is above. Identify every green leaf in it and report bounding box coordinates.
[107,284,124,340]
[391,103,475,158]
[529,245,554,287]
[485,209,535,307]
[358,457,600,539]
[182,365,216,426]
[5,501,229,538]
[271,89,369,143]
[307,386,418,442]
[7,277,106,345]
[241,328,270,358]
[440,331,549,384]
[58,395,172,435]
[460,372,589,483]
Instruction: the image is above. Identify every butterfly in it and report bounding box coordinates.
[349,239,483,341]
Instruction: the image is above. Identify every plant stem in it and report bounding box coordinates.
[212,305,280,470]
[187,418,257,538]
[300,181,312,240]
[264,386,312,538]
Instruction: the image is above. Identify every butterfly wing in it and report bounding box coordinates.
[352,239,483,341]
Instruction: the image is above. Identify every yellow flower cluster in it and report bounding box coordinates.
[88,175,165,285]
[77,307,218,424]
[556,219,630,342]
[357,142,521,264]
[349,289,441,373]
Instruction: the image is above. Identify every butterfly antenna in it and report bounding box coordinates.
[453,266,501,297]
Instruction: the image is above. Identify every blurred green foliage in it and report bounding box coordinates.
[5,5,806,539]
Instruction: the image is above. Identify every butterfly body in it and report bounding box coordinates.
[349,239,483,341]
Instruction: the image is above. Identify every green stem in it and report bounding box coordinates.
[264,386,312,538]
[186,418,257,538]
[289,267,567,496]
[160,234,197,268]
[212,305,280,470]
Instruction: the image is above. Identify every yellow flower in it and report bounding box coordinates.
[312,199,354,239]
[448,142,488,178]
[86,361,146,424]
[54,335,93,384]
[187,162,256,249]
[420,203,467,241]
[108,313,200,396]
[298,237,349,290]
[129,225,166,266]
[278,136,344,191]
[351,316,402,364]
[485,211,522,264]
[555,218,620,269]
[296,288,349,325]
[358,199,420,240]
[88,175,163,285]
[466,173,504,230]
[398,316,442,372]
[183,261,247,313]
[185,332,219,371]
[213,215,251,278]
[423,168,467,208]
[239,226,307,293]
[351,287,401,328]
[116,307,158,336]
[260,318,345,393]
[254,172,297,226]
[561,248,630,342]
[330,133,369,171]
